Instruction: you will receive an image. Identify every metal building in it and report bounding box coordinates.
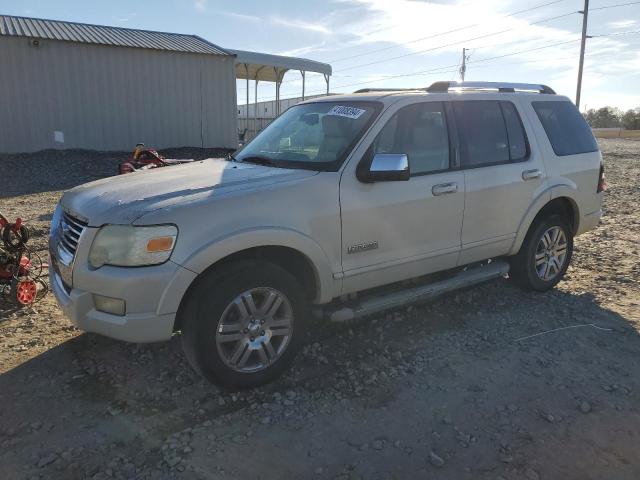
[0,15,332,154]
[0,15,237,153]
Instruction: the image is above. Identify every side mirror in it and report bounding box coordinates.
[357,153,410,183]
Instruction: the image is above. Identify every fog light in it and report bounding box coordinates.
[93,294,126,316]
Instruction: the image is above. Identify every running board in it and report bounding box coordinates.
[323,260,509,322]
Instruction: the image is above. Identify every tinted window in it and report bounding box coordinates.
[374,102,449,175]
[453,101,510,167]
[532,101,598,156]
[500,101,528,161]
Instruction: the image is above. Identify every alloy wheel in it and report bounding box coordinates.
[534,226,568,281]
[215,287,293,373]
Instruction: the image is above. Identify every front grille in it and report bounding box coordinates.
[59,211,88,257]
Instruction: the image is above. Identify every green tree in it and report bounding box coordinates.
[621,108,640,130]
[584,107,621,128]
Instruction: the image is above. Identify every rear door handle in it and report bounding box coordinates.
[522,169,542,181]
[432,182,458,196]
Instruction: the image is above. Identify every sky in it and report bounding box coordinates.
[1,0,639,110]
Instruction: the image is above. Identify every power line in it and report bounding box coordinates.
[574,0,639,108]
[590,1,640,10]
[240,1,639,96]
[240,2,583,93]
[327,0,573,64]
[591,28,640,36]
[248,27,639,100]
[248,37,582,103]
[328,24,481,64]
[247,33,632,104]
[335,10,580,73]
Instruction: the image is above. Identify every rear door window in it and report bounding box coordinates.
[453,101,510,167]
[452,100,529,167]
[532,101,598,156]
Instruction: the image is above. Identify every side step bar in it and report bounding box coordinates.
[324,260,510,322]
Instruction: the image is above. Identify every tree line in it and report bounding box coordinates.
[583,106,640,130]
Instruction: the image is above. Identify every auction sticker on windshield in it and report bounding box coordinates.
[326,105,366,119]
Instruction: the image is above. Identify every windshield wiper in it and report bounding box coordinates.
[239,155,280,167]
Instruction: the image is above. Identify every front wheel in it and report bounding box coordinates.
[509,214,574,291]
[180,261,307,389]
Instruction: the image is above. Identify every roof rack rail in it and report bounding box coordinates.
[353,87,422,93]
[426,81,555,94]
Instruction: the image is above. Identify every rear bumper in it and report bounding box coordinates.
[576,209,602,236]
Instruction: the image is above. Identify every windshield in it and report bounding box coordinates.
[234,101,380,171]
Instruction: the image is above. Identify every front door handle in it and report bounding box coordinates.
[432,182,458,196]
[522,169,542,181]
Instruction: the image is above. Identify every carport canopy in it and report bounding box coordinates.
[229,49,332,117]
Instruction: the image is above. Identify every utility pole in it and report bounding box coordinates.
[576,0,590,110]
[459,48,467,82]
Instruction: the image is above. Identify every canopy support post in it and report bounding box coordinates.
[323,73,330,96]
[252,66,265,140]
[244,64,249,124]
[300,70,306,100]
[274,67,283,116]
[254,79,259,139]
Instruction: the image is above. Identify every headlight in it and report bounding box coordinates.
[89,225,177,269]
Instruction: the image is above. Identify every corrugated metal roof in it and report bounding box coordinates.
[230,49,332,80]
[0,14,231,56]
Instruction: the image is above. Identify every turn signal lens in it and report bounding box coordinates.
[146,236,175,252]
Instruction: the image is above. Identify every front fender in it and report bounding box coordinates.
[178,227,337,303]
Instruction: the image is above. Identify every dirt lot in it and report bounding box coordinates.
[1,139,639,480]
[593,129,640,139]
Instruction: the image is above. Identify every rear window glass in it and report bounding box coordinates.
[532,101,598,156]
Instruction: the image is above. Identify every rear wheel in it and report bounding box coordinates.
[180,261,307,389]
[509,214,573,291]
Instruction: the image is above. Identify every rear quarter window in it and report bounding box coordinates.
[532,101,598,156]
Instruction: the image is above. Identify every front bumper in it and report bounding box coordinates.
[50,241,197,343]
[50,269,177,342]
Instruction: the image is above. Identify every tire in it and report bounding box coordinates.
[180,260,307,389]
[509,214,573,291]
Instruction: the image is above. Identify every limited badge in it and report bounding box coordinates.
[347,241,379,254]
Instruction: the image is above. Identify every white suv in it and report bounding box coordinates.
[49,81,605,387]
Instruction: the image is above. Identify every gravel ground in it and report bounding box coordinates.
[0,139,639,480]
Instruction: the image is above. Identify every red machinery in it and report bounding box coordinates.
[118,143,195,174]
[0,211,48,306]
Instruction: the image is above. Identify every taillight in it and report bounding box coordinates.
[597,164,606,193]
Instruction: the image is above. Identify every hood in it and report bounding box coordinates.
[61,158,318,226]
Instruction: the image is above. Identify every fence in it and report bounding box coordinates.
[237,117,274,143]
